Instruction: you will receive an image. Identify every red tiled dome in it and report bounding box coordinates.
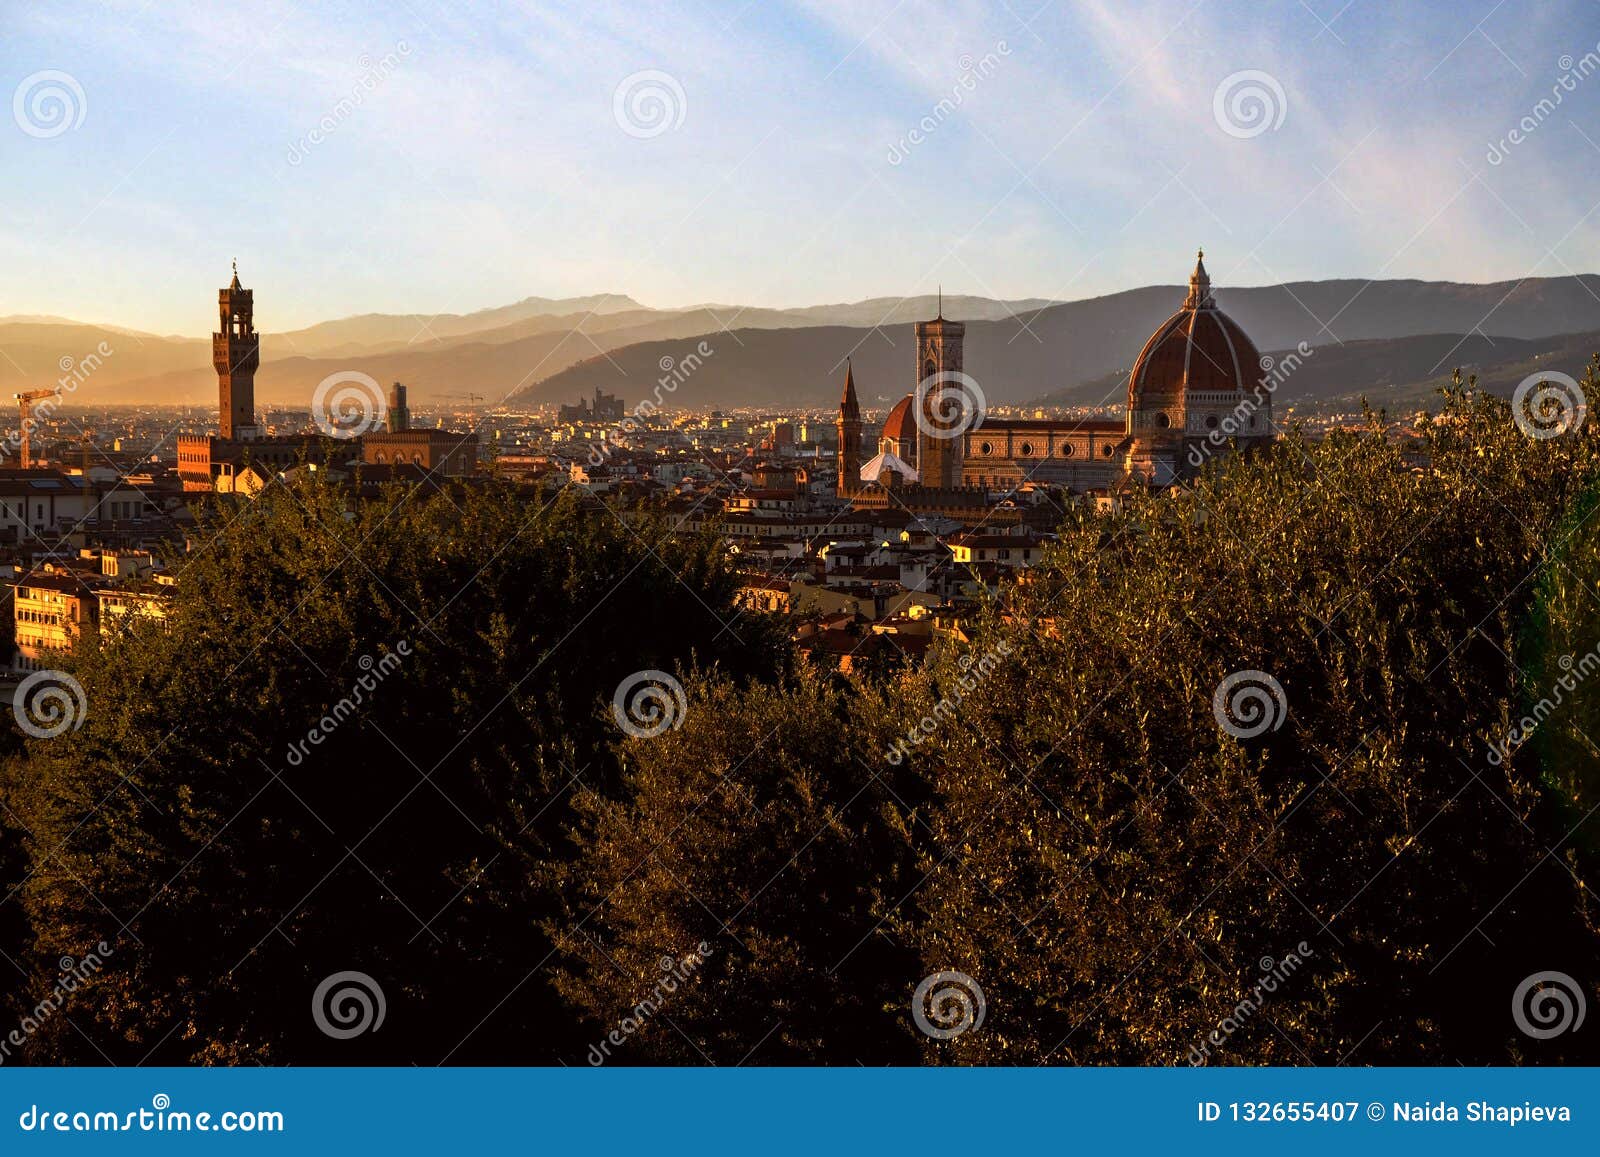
[1128,252,1262,411]
[882,394,916,440]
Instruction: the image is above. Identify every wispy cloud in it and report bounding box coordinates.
[3,0,1596,333]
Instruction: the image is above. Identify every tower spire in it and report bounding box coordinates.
[1184,248,1213,310]
[836,358,864,497]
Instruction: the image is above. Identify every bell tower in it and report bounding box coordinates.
[388,381,411,432]
[214,261,260,440]
[836,361,862,496]
[913,302,966,489]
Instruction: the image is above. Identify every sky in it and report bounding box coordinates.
[3,0,1600,335]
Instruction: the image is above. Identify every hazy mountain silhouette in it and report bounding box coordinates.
[1035,329,1600,412]
[5,277,1596,409]
[273,293,646,356]
[515,277,1600,410]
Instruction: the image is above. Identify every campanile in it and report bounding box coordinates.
[914,308,966,489]
[213,261,260,440]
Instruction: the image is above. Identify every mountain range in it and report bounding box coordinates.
[3,278,1596,414]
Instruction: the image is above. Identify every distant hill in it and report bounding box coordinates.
[516,277,1600,411]
[0,322,208,402]
[272,293,646,357]
[0,295,1070,406]
[4,276,1597,410]
[262,293,1064,360]
[1033,328,1600,413]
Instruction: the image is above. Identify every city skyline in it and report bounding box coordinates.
[6,1,1600,334]
[4,2,1600,1124]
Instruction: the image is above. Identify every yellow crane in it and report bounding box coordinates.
[12,388,60,469]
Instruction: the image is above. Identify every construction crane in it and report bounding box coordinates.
[12,388,60,469]
[439,392,485,405]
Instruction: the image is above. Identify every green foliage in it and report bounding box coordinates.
[0,479,783,1063]
[893,382,1600,1065]
[552,670,921,1064]
[4,378,1600,1066]
[562,381,1600,1065]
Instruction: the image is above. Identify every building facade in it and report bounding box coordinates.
[361,429,478,474]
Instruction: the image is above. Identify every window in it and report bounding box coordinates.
[1206,415,1219,429]
[1019,442,1034,456]
[1102,444,1113,457]
[1156,414,1170,429]
[979,441,993,456]
[1060,442,1074,457]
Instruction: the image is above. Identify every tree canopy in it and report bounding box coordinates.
[3,378,1598,1065]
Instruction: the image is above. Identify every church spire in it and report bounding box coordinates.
[840,358,860,417]
[836,359,864,497]
[1184,248,1214,310]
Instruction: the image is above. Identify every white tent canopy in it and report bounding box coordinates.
[860,450,918,484]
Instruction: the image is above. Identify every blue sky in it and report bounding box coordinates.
[4,0,1600,334]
